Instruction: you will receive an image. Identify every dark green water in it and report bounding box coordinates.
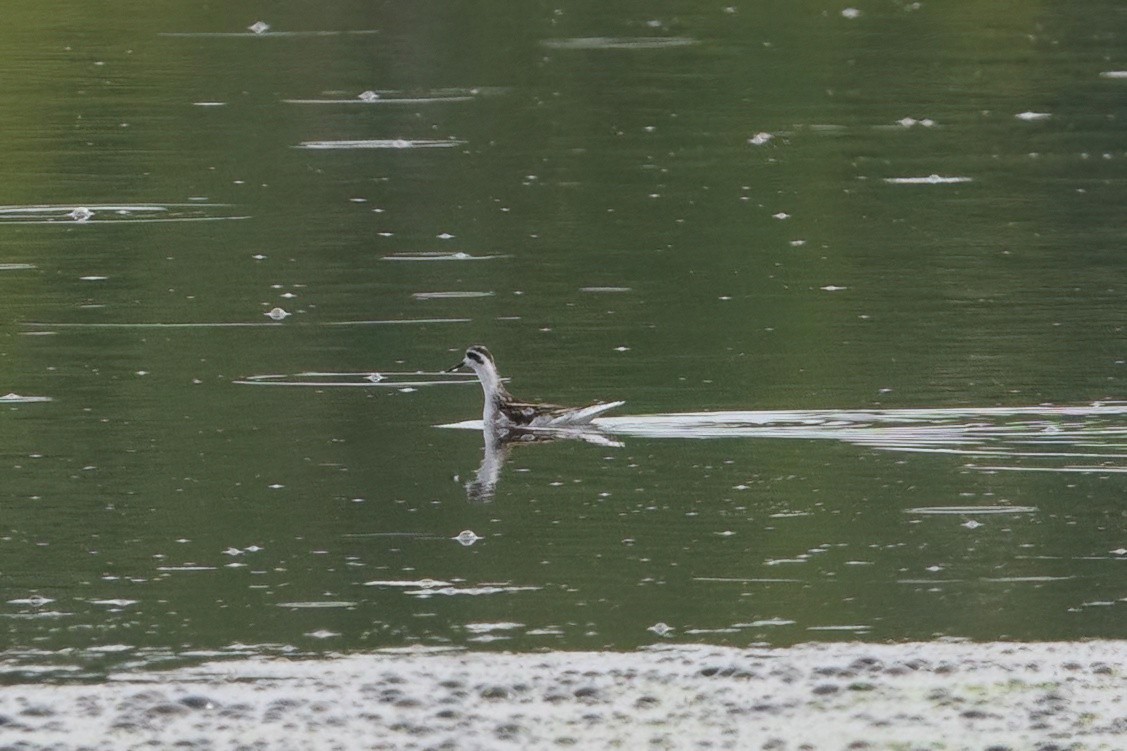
[1,1,1125,678]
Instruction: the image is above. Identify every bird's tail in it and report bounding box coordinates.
[557,400,625,425]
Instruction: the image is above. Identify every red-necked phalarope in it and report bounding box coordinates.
[446,345,624,429]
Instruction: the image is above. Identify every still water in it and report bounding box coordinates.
[1,1,1125,678]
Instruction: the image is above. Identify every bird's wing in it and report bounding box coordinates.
[497,398,563,426]
[500,398,625,427]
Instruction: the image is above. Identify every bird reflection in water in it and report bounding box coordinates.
[461,424,622,502]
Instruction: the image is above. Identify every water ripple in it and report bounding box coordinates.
[412,291,494,300]
[382,252,509,262]
[22,318,469,330]
[541,37,698,50]
[0,204,247,225]
[904,505,1038,515]
[0,393,52,404]
[296,139,465,150]
[284,89,478,105]
[159,29,379,38]
[443,403,1127,475]
[237,372,477,389]
[883,175,973,185]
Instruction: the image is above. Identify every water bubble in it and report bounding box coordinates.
[896,117,936,128]
[68,207,94,222]
[247,21,270,34]
[358,90,380,102]
[648,622,674,636]
[367,373,386,382]
[454,530,481,546]
[265,307,290,320]
[748,132,773,146]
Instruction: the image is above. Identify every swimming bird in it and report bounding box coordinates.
[446,345,624,430]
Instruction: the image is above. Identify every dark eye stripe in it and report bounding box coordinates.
[467,350,484,364]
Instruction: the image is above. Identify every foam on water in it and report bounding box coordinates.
[4,642,1122,749]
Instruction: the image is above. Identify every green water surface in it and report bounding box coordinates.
[1,0,1125,678]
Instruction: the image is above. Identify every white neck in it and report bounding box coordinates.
[473,360,505,423]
